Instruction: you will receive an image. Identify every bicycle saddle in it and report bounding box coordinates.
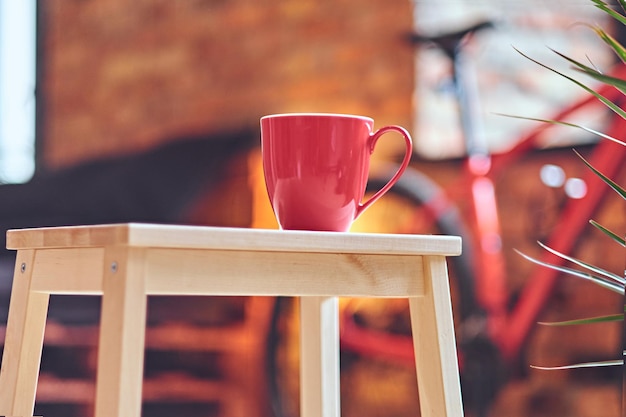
[407,20,494,56]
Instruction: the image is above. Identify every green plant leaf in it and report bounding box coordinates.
[537,241,625,285]
[539,314,623,326]
[494,113,626,147]
[515,249,624,294]
[574,149,626,200]
[572,66,626,95]
[592,0,626,26]
[589,24,626,63]
[531,359,623,370]
[590,219,626,247]
[514,47,626,120]
[550,47,626,93]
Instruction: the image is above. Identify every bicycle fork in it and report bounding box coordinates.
[450,32,510,341]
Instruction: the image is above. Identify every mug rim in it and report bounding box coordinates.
[261,113,373,122]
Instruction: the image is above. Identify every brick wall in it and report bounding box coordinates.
[33,3,625,416]
[37,0,414,170]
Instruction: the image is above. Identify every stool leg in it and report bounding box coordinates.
[299,296,340,417]
[94,247,148,417]
[0,250,49,417]
[409,256,464,417]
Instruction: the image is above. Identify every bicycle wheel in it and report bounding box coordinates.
[356,164,477,321]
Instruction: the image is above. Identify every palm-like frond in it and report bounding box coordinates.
[551,47,626,94]
[589,24,626,63]
[531,359,623,370]
[514,249,624,294]
[574,149,626,199]
[536,241,625,285]
[590,219,626,246]
[494,113,625,146]
[520,0,626,374]
[592,0,626,26]
[539,314,623,326]
[514,47,626,120]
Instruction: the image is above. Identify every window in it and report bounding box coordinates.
[0,0,36,183]
[412,0,612,159]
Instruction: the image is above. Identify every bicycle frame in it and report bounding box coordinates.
[486,69,626,361]
[340,60,626,367]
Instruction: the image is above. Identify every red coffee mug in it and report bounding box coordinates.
[260,113,412,232]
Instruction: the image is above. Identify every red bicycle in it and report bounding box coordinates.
[266,21,626,417]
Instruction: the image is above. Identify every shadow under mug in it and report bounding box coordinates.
[260,113,412,232]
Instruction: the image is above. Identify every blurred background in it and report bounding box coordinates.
[0,0,624,417]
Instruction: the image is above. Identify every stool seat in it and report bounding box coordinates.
[0,223,464,417]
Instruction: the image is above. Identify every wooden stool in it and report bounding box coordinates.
[0,223,464,417]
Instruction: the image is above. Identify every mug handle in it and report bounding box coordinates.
[356,125,413,218]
